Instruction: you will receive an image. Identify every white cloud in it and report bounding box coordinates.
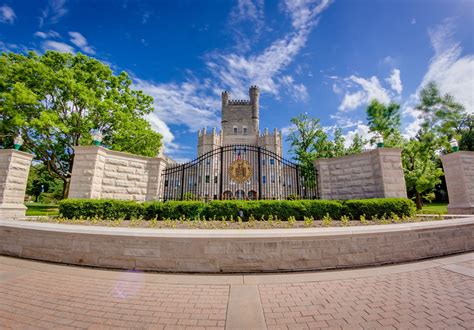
[337,76,390,112]
[422,19,473,113]
[34,30,60,39]
[338,91,365,112]
[343,124,374,149]
[207,0,331,99]
[134,79,220,131]
[40,0,67,27]
[0,4,15,24]
[279,75,309,101]
[231,0,264,26]
[42,40,74,53]
[68,31,95,54]
[284,0,331,30]
[402,19,474,138]
[386,68,402,94]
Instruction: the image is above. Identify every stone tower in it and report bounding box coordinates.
[197,86,282,157]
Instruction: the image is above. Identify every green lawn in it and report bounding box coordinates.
[25,203,59,216]
[419,202,448,215]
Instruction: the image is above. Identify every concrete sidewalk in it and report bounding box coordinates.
[0,253,473,329]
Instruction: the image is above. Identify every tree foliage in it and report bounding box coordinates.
[0,51,162,198]
[366,99,403,147]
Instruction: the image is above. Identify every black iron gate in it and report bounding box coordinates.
[161,145,318,201]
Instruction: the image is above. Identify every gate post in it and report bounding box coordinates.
[257,147,262,200]
[0,149,34,218]
[219,147,224,200]
[441,151,474,214]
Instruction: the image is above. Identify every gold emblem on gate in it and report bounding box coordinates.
[229,159,252,183]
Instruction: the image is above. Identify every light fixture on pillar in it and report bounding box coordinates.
[13,134,23,150]
[91,129,103,146]
[374,132,384,148]
[450,137,459,152]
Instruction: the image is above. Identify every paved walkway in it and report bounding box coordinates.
[0,253,473,329]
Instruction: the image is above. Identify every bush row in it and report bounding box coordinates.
[59,198,416,221]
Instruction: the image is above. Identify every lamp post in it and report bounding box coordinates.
[374,132,384,148]
[13,135,23,150]
[450,138,459,153]
[91,130,103,146]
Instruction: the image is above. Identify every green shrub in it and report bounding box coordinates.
[59,198,415,222]
[59,199,143,219]
[343,198,416,220]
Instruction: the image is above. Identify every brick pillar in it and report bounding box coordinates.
[314,148,407,200]
[69,146,106,199]
[441,151,474,214]
[0,149,34,218]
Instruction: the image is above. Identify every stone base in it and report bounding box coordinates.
[0,204,27,219]
[448,205,474,215]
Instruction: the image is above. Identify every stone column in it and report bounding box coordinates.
[68,146,106,199]
[441,151,474,214]
[0,149,34,218]
[314,148,407,200]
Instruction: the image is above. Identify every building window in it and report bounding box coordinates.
[262,175,266,184]
[205,175,210,183]
[164,180,169,187]
[270,158,275,165]
[243,126,248,135]
[214,176,218,183]
[233,126,238,134]
[262,159,266,166]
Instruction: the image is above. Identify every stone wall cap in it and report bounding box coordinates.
[314,148,403,165]
[0,149,34,159]
[441,151,474,161]
[1,217,473,239]
[73,146,164,162]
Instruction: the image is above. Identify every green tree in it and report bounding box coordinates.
[0,51,162,198]
[333,128,346,157]
[345,133,366,154]
[458,114,474,151]
[27,163,64,202]
[366,99,403,147]
[402,132,443,209]
[416,81,465,147]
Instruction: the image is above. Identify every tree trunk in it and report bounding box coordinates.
[415,191,423,210]
[62,178,71,200]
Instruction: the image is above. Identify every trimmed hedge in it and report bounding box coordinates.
[59,198,416,221]
[343,198,416,220]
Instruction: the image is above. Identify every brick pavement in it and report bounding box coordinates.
[0,254,473,329]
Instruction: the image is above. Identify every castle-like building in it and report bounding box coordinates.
[197,86,282,156]
[162,86,315,201]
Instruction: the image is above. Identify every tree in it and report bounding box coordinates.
[366,99,403,147]
[0,51,162,198]
[27,163,64,202]
[459,114,474,151]
[346,133,366,154]
[402,132,443,209]
[416,81,465,148]
[332,128,346,157]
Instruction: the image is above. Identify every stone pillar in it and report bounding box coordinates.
[441,151,474,214]
[314,148,407,200]
[69,146,170,201]
[69,146,106,199]
[0,149,34,218]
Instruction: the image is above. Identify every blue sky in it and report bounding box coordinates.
[1,0,473,161]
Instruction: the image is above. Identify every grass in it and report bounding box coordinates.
[25,203,59,216]
[419,202,448,215]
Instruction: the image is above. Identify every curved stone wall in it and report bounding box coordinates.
[1,218,473,273]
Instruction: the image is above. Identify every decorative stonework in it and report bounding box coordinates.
[314,148,407,200]
[229,159,252,183]
[0,150,34,218]
[69,146,170,201]
[441,151,474,214]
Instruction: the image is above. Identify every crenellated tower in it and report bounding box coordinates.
[197,86,281,157]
